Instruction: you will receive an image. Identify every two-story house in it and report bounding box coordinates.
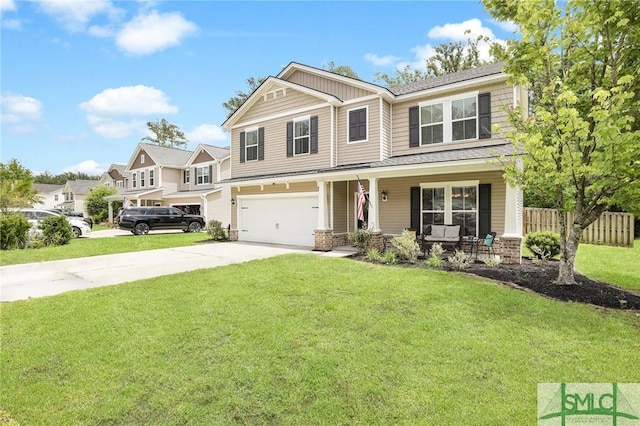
[99,164,127,189]
[58,179,100,215]
[222,62,525,263]
[109,142,231,226]
[33,184,64,210]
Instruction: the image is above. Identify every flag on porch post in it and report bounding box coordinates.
[356,178,366,222]
[123,197,132,209]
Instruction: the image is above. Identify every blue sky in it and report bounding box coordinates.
[1,0,517,176]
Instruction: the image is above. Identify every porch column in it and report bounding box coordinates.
[316,180,328,229]
[367,177,380,231]
[502,180,523,264]
[108,201,113,223]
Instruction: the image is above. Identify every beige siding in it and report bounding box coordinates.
[391,82,513,157]
[231,106,332,178]
[241,90,323,123]
[286,70,375,101]
[193,150,214,164]
[331,181,348,233]
[220,158,231,179]
[381,100,392,159]
[336,99,381,165]
[206,186,231,227]
[374,171,506,235]
[230,181,318,228]
[131,149,156,170]
[160,167,180,195]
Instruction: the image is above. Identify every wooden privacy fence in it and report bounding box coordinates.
[524,208,635,247]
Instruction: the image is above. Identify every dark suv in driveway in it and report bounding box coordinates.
[117,207,205,235]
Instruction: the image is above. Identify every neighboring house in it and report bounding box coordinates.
[99,164,127,189]
[32,183,64,209]
[222,62,525,263]
[106,143,231,226]
[58,180,100,215]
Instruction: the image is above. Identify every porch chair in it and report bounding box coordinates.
[483,232,497,257]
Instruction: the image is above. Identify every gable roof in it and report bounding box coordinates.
[64,179,99,194]
[187,144,230,164]
[33,183,63,194]
[125,143,193,171]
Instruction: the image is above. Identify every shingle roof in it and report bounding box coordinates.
[33,183,63,193]
[67,180,100,194]
[110,164,126,174]
[141,143,192,167]
[388,62,505,96]
[201,144,230,160]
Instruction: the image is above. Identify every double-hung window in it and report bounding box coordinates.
[294,117,310,155]
[421,182,478,236]
[149,169,154,186]
[132,172,137,188]
[140,171,145,187]
[196,165,211,185]
[245,129,258,162]
[184,170,190,184]
[417,92,484,145]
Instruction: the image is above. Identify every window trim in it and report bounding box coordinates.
[148,169,155,186]
[244,127,259,162]
[184,169,190,184]
[293,115,311,156]
[196,165,212,185]
[420,180,479,236]
[140,170,145,188]
[347,106,368,144]
[141,154,145,164]
[418,91,479,145]
[132,172,137,188]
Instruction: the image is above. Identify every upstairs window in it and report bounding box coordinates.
[184,170,190,184]
[348,107,368,143]
[196,165,212,185]
[140,171,145,187]
[294,117,310,155]
[149,169,155,186]
[132,172,137,188]
[245,129,258,162]
[420,103,444,144]
[451,97,477,141]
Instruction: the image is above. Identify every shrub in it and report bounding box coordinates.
[391,230,420,263]
[424,242,445,269]
[482,257,502,267]
[380,250,397,265]
[348,228,373,255]
[524,231,561,259]
[365,247,381,262]
[38,215,73,246]
[447,249,472,270]
[0,212,31,250]
[205,219,227,241]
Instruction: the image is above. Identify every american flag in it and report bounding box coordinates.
[356,178,366,222]
[123,197,132,209]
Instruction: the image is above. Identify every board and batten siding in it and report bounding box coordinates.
[391,83,513,157]
[336,99,381,165]
[231,106,332,179]
[240,90,323,124]
[131,149,157,170]
[192,150,214,164]
[230,181,319,228]
[340,172,506,236]
[381,100,392,160]
[286,70,376,101]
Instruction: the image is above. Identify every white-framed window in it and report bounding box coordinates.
[54,194,59,201]
[141,154,145,164]
[196,165,211,185]
[294,116,310,155]
[184,170,190,184]
[140,171,145,187]
[116,181,123,188]
[149,169,154,186]
[245,128,258,162]
[132,172,137,188]
[421,181,479,236]
[348,106,368,143]
[419,92,478,145]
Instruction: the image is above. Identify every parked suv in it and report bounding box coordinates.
[16,208,92,238]
[117,207,205,235]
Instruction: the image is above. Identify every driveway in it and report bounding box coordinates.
[0,242,354,302]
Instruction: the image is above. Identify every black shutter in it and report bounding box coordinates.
[409,106,419,147]
[349,109,367,142]
[410,186,421,234]
[239,131,245,163]
[310,115,318,154]
[286,121,293,157]
[478,183,491,237]
[478,92,491,139]
[258,127,264,160]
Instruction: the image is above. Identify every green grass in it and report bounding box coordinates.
[0,232,209,266]
[575,238,640,292]
[2,255,639,425]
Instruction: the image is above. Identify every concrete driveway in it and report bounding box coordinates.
[0,241,353,302]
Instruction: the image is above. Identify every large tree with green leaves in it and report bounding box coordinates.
[141,118,188,149]
[484,0,640,284]
[322,61,360,79]
[0,159,40,210]
[84,185,117,223]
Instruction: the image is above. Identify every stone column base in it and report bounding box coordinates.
[499,236,522,264]
[314,229,333,251]
[229,229,238,241]
[370,231,384,252]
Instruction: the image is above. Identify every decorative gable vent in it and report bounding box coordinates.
[263,87,287,101]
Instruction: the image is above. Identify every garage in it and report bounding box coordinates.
[238,193,318,246]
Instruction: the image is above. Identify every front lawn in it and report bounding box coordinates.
[0,232,209,266]
[575,238,640,292]
[2,255,638,424]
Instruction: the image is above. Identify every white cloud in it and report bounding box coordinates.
[86,115,146,139]
[63,160,106,175]
[36,0,124,32]
[364,53,402,67]
[1,18,21,30]
[116,11,197,55]
[87,24,115,38]
[1,92,42,124]
[186,124,228,145]
[80,85,178,116]
[0,0,16,12]
[427,18,495,42]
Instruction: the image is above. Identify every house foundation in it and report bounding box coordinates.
[229,229,238,241]
[499,236,522,264]
[314,229,333,251]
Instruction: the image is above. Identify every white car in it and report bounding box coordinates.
[16,208,92,238]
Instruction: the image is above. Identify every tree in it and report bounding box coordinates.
[35,171,100,185]
[484,0,640,284]
[374,65,429,87]
[84,186,116,223]
[222,77,266,118]
[141,118,188,149]
[0,159,40,210]
[323,61,360,79]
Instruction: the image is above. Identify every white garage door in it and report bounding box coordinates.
[238,194,318,246]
